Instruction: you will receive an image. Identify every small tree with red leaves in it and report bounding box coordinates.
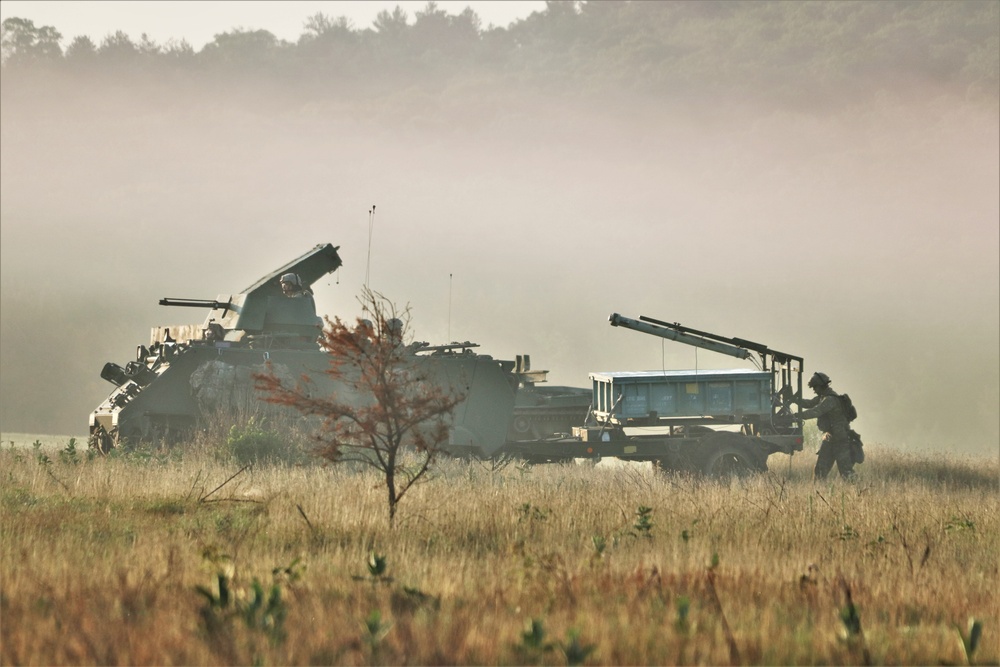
[255,289,464,525]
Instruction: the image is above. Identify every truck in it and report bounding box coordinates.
[496,313,805,474]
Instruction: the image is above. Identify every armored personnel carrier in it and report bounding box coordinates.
[89,243,589,455]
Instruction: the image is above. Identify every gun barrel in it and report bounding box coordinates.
[158,298,230,310]
[609,313,753,360]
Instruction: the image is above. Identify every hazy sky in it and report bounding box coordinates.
[0,1,546,48]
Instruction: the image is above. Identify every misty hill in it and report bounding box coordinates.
[2,1,998,111]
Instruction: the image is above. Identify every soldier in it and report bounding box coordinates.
[792,372,855,480]
[279,272,312,298]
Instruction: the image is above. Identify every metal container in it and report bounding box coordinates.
[590,369,772,423]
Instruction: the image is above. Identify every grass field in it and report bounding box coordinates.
[1,435,997,665]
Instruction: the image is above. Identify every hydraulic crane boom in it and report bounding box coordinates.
[608,313,753,360]
[608,312,803,370]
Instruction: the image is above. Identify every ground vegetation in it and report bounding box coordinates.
[1,437,997,665]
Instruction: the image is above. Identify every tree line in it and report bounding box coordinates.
[2,1,997,105]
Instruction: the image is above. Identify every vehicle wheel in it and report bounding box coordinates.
[699,434,767,478]
[89,425,117,454]
[508,413,539,440]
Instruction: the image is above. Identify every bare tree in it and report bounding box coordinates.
[255,289,464,525]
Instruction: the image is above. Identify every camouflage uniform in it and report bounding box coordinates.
[797,387,854,479]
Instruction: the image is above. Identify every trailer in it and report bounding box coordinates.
[500,313,805,476]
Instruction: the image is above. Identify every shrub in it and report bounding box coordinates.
[225,418,295,466]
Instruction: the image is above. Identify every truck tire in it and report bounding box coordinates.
[699,433,768,478]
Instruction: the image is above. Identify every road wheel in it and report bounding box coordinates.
[89,425,117,454]
[508,414,537,440]
[699,434,768,478]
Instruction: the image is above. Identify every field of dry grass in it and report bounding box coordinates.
[1,437,997,666]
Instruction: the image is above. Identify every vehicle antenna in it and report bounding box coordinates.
[364,204,376,291]
[448,273,453,342]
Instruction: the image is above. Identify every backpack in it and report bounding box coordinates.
[839,394,858,423]
[848,428,865,464]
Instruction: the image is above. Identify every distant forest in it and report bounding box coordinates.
[2,1,998,108]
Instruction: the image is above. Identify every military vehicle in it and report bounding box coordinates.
[497,313,806,475]
[89,243,589,455]
[90,243,803,476]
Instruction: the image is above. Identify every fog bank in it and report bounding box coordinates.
[1,79,997,455]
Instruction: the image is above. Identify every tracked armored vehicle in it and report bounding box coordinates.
[89,243,589,455]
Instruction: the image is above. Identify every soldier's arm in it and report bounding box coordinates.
[795,395,821,409]
[797,395,837,421]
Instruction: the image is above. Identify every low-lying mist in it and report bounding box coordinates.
[1,77,997,455]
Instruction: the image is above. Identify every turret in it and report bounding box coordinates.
[158,243,342,342]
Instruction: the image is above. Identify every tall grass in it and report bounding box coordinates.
[1,439,997,665]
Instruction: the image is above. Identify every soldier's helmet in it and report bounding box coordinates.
[279,272,302,287]
[808,372,831,389]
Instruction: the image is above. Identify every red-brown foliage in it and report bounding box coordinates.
[255,290,464,524]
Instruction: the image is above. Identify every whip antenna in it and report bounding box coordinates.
[365,204,376,290]
[448,273,453,341]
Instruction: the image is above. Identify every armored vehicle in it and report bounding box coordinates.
[89,244,588,455]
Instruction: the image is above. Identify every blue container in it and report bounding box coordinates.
[590,369,772,422]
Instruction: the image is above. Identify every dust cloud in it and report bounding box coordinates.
[1,76,997,456]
